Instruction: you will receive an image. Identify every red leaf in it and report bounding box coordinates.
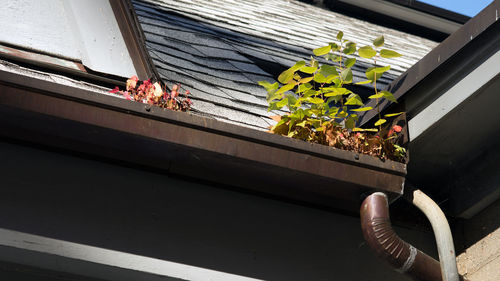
[109,86,119,94]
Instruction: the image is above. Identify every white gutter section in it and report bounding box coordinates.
[409,50,500,141]
[0,228,263,281]
[338,0,462,34]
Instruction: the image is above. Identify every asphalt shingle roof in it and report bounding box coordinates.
[132,0,438,130]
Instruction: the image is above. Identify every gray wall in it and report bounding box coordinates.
[0,140,437,281]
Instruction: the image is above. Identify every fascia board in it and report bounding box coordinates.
[337,0,462,34]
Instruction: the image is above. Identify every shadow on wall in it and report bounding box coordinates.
[0,140,438,281]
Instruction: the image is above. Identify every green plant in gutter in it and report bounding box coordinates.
[259,31,406,162]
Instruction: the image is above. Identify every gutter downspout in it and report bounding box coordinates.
[405,187,460,281]
[361,192,442,281]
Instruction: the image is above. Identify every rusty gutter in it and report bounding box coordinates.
[0,63,406,213]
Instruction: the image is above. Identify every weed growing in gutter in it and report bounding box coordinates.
[110,76,192,112]
[259,31,406,162]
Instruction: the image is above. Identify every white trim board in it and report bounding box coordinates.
[409,50,500,141]
[0,228,263,281]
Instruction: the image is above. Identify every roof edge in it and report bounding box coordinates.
[359,0,500,126]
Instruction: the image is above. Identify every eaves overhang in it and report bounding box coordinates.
[361,0,500,218]
[336,0,465,34]
[0,61,406,214]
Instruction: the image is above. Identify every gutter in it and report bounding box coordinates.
[0,60,406,213]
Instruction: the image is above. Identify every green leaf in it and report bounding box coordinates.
[380,49,402,58]
[275,97,289,109]
[374,119,387,126]
[323,87,350,97]
[299,76,314,84]
[344,58,356,68]
[300,66,318,74]
[384,112,404,117]
[345,114,358,130]
[275,82,295,95]
[313,73,327,83]
[287,94,297,109]
[329,42,340,51]
[325,53,342,62]
[343,42,356,55]
[340,68,353,83]
[358,46,377,59]
[302,89,317,98]
[355,80,372,85]
[372,65,391,73]
[365,65,390,81]
[313,45,332,56]
[345,94,363,106]
[298,82,312,92]
[368,93,384,99]
[291,61,307,71]
[381,90,397,102]
[307,97,325,104]
[373,36,384,47]
[278,69,294,84]
[351,106,373,112]
[353,128,378,132]
[337,31,344,40]
[266,91,281,103]
[319,65,338,77]
[258,81,279,92]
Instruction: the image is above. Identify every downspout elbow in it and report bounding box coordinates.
[360,192,442,281]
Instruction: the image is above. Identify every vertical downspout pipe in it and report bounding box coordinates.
[360,192,443,281]
[404,187,460,281]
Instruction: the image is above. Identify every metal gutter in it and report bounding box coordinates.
[0,62,406,213]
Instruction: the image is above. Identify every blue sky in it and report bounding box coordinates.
[418,0,494,17]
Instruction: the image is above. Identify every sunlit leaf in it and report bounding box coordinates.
[384,112,404,117]
[300,66,318,74]
[358,46,377,59]
[307,97,325,104]
[355,80,372,85]
[275,82,295,95]
[323,87,350,97]
[278,69,294,84]
[374,119,387,126]
[299,77,314,84]
[380,49,402,58]
[345,94,363,106]
[258,81,279,92]
[381,90,397,102]
[313,73,327,83]
[368,93,384,99]
[276,97,289,109]
[373,36,384,47]
[351,106,373,112]
[353,128,378,132]
[298,83,312,93]
[313,45,332,56]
